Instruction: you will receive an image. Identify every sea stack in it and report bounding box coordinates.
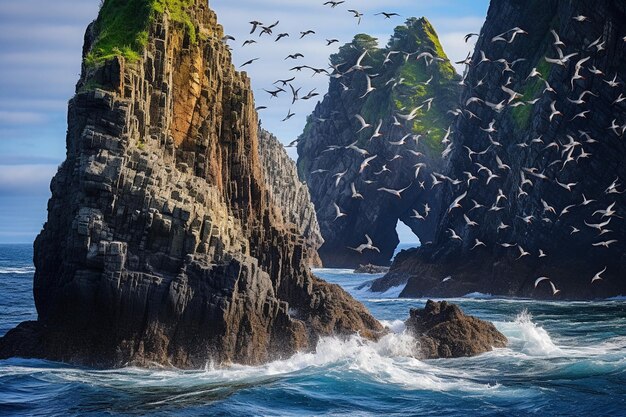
[297,18,461,268]
[372,0,626,299]
[0,0,382,368]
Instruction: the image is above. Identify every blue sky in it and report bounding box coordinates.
[0,0,489,244]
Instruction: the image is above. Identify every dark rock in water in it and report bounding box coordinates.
[0,0,383,368]
[297,18,462,268]
[257,129,324,267]
[406,300,507,359]
[373,0,626,299]
[354,264,390,274]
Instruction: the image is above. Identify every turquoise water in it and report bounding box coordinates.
[1,244,626,416]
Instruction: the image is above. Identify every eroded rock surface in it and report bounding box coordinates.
[373,0,626,299]
[257,129,323,267]
[297,18,461,268]
[0,0,382,368]
[406,300,507,359]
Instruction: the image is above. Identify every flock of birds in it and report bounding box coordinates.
[220,2,405,122]
[221,2,625,295]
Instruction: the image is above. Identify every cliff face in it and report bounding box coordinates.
[257,129,323,267]
[0,0,382,368]
[297,19,461,268]
[373,0,626,299]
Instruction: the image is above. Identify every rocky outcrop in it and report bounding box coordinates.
[373,0,626,299]
[0,0,383,368]
[354,264,389,274]
[406,300,507,359]
[297,18,461,268]
[257,129,323,267]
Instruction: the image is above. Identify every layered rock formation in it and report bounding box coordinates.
[373,0,626,299]
[406,300,507,359]
[257,129,323,267]
[0,0,382,368]
[297,19,462,268]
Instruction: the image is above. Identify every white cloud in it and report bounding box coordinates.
[0,164,57,196]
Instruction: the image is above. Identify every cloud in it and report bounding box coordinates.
[0,111,47,125]
[210,0,487,143]
[0,164,57,196]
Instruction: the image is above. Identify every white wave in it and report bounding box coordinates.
[606,295,626,301]
[462,292,493,299]
[380,319,406,334]
[0,334,499,394]
[379,284,406,298]
[497,310,562,356]
[0,266,35,274]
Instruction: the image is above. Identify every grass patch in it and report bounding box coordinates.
[86,0,195,66]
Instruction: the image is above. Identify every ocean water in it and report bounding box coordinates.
[1,244,626,416]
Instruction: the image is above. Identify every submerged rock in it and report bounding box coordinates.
[354,264,390,274]
[0,0,382,368]
[297,18,461,268]
[373,0,626,299]
[407,300,507,359]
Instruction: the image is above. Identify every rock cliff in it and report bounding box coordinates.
[257,129,323,267]
[373,0,626,299]
[297,19,462,268]
[0,0,382,368]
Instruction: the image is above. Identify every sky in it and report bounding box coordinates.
[0,0,489,244]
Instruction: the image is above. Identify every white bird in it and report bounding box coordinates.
[539,249,548,258]
[591,267,607,283]
[542,199,556,214]
[348,234,380,253]
[464,214,478,227]
[377,184,411,198]
[496,155,511,171]
[359,155,377,173]
[424,204,431,217]
[480,119,497,133]
[442,276,453,283]
[370,119,383,140]
[333,169,348,187]
[471,239,486,250]
[549,101,562,121]
[592,240,618,248]
[549,281,560,295]
[581,194,595,206]
[350,183,363,199]
[593,202,618,219]
[346,141,369,156]
[411,209,425,220]
[571,226,580,234]
[333,202,347,221]
[359,74,376,99]
[448,191,468,213]
[585,218,611,231]
[535,277,550,288]
[550,29,565,46]
[448,228,462,241]
[572,14,588,22]
[354,114,371,133]
[516,246,530,260]
[497,221,510,232]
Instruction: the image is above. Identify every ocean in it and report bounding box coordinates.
[1,243,625,416]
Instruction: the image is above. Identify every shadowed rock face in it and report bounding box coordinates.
[297,18,461,268]
[406,300,507,359]
[373,0,626,299]
[0,0,383,368]
[257,129,324,267]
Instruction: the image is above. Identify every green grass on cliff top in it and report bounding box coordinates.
[86,0,195,66]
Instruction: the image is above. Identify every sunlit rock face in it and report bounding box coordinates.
[298,18,462,268]
[0,0,383,368]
